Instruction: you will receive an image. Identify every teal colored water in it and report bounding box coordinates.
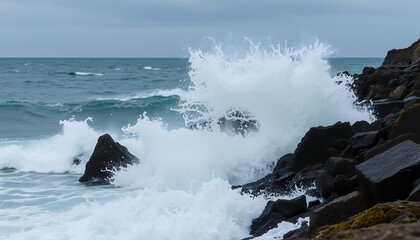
[0,58,381,139]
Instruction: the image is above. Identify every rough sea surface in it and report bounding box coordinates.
[0,44,382,239]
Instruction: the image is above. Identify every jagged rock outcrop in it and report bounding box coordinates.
[79,134,139,184]
[244,38,420,239]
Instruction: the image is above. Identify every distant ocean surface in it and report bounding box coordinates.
[0,50,381,240]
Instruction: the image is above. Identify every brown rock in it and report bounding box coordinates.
[383,38,420,65]
[331,223,420,240]
[312,201,420,240]
[389,85,408,100]
[389,103,420,139]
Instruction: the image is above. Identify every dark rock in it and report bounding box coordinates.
[72,154,83,165]
[291,122,353,171]
[372,99,404,118]
[366,84,388,100]
[282,225,310,239]
[309,191,369,234]
[79,134,140,184]
[188,110,259,136]
[272,153,294,174]
[403,96,420,107]
[362,66,376,75]
[333,175,357,196]
[250,195,307,236]
[273,171,295,189]
[238,173,274,196]
[351,120,374,133]
[389,103,420,139]
[217,110,259,135]
[333,138,349,150]
[363,133,420,160]
[387,78,399,88]
[315,170,334,198]
[356,140,420,203]
[325,157,358,177]
[348,131,382,154]
[407,184,420,201]
[308,200,321,208]
[383,38,420,65]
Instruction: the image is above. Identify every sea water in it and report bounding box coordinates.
[0,42,381,239]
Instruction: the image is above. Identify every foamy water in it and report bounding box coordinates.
[0,42,373,239]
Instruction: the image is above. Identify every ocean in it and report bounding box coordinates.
[0,45,382,239]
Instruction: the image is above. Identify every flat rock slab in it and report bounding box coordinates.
[356,140,420,203]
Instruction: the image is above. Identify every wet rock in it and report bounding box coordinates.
[351,120,374,133]
[250,195,307,237]
[309,191,368,235]
[315,170,334,198]
[79,134,140,184]
[291,122,353,171]
[356,140,420,203]
[403,96,420,107]
[362,133,420,160]
[217,110,259,135]
[272,153,294,175]
[407,184,420,201]
[389,103,420,139]
[372,99,404,118]
[333,175,357,196]
[348,131,382,154]
[325,157,358,177]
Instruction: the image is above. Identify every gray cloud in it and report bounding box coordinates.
[0,0,419,57]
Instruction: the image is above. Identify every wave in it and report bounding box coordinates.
[67,72,104,76]
[0,40,374,239]
[143,66,161,71]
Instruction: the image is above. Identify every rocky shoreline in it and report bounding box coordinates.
[79,38,420,239]
[240,38,420,239]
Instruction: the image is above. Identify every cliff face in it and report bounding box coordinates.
[383,38,420,65]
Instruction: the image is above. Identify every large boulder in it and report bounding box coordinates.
[291,122,353,171]
[355,140,420,203]
[79,134,139,184]
[250,195,307,237]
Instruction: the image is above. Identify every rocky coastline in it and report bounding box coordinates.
[79,38,420,239]
[241,38,420,239]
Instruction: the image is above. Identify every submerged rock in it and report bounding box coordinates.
[188,110,259,136]
[79,134,139,184]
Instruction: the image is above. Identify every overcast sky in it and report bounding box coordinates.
[0,0,419,57]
